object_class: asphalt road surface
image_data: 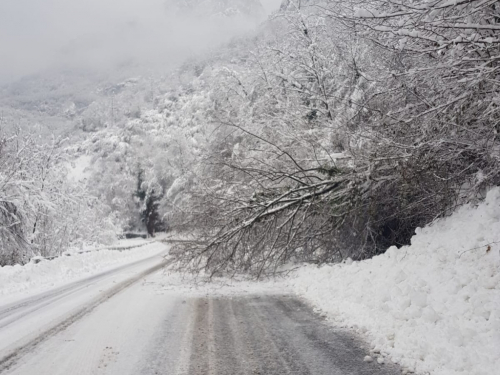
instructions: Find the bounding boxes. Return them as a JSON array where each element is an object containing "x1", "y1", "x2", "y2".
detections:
[{"x1": 0, "y1": 254, "x2": 402, "y2": 375}]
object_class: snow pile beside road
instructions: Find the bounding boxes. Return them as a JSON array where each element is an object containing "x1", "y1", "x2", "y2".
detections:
[
  {"x1": 0, "y1": 241, "x2": 167, "y2": 300},
  {"x1": 290, "y1": 188, "x2": 500, "y2": 375}
]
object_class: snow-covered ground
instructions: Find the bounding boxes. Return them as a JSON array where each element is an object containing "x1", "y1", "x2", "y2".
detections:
[
  {"x1": 290, "y1": 188, "x2": 500, "y2": 375},
  {"x1": 149, "y1": 270, "x2": 288, "y2": 297},
  {"x1": 2, "y1": 191, "x2": 499, "y2": 375},
  {"x1": 0, "y1": 240, "x2": 167, "y2": 303}
]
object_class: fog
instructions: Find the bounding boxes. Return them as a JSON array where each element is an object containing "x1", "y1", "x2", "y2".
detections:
[
  {"x1": 0, "y1": 0, "x2": 282, "y2": 84},
  {"x1": 261, "y1": 0, "x2": 284, "y2": 14}
]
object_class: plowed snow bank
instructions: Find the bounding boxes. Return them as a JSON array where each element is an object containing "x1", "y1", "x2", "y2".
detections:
[
  {"x1": 0, "y1": 241, "x2": 167, "y2": 300},
  {"x1": 290, "y1": 188, "x2": 500, "y2": 375}
]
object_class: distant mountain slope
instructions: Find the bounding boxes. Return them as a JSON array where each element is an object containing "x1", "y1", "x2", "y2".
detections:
[{"x1": 0, "y1": 67, "x2": 157, "y2": 139}]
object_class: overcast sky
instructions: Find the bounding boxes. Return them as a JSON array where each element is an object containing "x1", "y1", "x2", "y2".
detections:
[{"x1": 0, "y1": 0, "x2": 283, "y2": 84}]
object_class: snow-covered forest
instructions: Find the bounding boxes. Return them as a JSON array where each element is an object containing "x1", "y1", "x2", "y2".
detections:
[{"x1": 1, "y1": 0, "x2": 499, "y2": 271}]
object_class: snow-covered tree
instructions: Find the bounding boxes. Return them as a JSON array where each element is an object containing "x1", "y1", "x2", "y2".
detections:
[
  {"x1": 172, "y1": 0, "x2": 500, "y2": 276},
  {"x1": 0, "y1": 130, "x2": 117, "y2": 266}
]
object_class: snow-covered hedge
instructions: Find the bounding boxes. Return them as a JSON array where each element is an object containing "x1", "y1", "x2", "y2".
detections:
[{"x1": 290, "y1": 188, "x2": 500, "y2": 375}]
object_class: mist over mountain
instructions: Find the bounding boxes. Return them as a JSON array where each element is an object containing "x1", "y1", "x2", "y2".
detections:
[
  {"x1": 0, "y1": 0, "x2": 274, "y2": 140},
  {"x1": 0, "y1": 0, "x2": 269, "y2": 85},
  {"x1": 164, "y1": 0, "x2": 266, "y2": 19}
]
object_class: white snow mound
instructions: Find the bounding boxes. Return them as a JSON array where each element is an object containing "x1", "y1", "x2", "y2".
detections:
[
  {"x1": 0, "y1": 241, "x2": 167, "y2": 301},
  {"x1": 290, "y1": 188, "x2": 500, "y2": 375}
]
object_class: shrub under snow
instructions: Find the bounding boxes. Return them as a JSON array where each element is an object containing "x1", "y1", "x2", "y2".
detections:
[{"x1": 290, "y1": 188, "x2": 500, "y2": 375}]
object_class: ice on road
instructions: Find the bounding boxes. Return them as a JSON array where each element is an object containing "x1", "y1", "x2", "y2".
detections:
[{"x1": 0, "y1": 247, "x2": 400, "y2": 375}]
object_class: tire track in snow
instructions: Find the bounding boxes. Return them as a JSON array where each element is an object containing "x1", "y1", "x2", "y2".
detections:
[
  {"x1": 0, "y1": 258, "x2": 170, "y2": 373},
  {"x1": 0, "y1": 282, "x2": 103, "y2": 330},
  {"x1": 0, "y1": 248, "x2": 169, "y2": 330},
  {"x1": 186, "y1": 296, "x2": 402, "y2": 375}
]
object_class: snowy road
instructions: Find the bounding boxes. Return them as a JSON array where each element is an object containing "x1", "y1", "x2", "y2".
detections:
[{"x1": 0, "y1": 252, "x2": 401, "y2": 375}]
